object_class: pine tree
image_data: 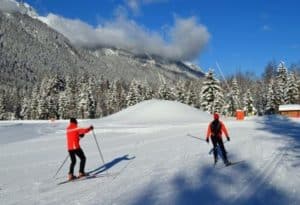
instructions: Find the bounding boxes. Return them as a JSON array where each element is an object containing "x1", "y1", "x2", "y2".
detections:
[
  {"x1": 274, "y1": 62, "x2": 288, "y2": 107},
  {"x1": 157, "y1": 80, "x2": 174, "y2": 100},
  {"x1": 174, "y1": 80, "x2": 186, "y2": 103},
  {"x1": 0, "y1": 91, "x2": 5, "y2": 120},
  {"x1": 126, "y1": 79, "x2": 143, "y2": 107},
  {"x1": 184, "y1": 84, "x2": 197, "y2": 107},
  {"x1": 87, "y1": 77, "x2": 96, "y2": 118},
  {"x1": 265, "y1": 79, "x2": 276, "y2": 114},
  {"x1": 30, "y1": 85, "x2": 40, "y2": 119},
  {"x1": 200, "y1": 70, "x2": 225, "y2": 114},
  {"x1": 64, "y1": 75, "x2": 78, "y2": 118},
  {"x1": 20, "y1": 96, "x2": 30, "y2": 120},
  {"x1": 143, "y1": 81, "x2": 154, "y2": 100},
  {"x1": 37, "y1": 77, "x2": 50, "y2": 119},
  {"x1": 285, "y1": 72, "x2": 298, "y2": 104},
  {"x1": 243, "y1": 89, "x2": 256, "y2": 115},
  {"x1": 228, "y1": 78, "x2": 241, "y2": 116},
  {"x1": 58, "y1": 91, "x2": 68, "y2": 119}
]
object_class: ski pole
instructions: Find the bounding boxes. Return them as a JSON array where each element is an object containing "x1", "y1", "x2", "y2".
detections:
[
  {"x1": 53, "y1": 154, "x2": 69, "y2": 178},
  {"x1": 92, "y1": 130, "x2": 108, "y2": 175}
]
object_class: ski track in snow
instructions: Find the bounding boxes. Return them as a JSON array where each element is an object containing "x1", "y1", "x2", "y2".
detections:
[{"x1": 1, "y1": 100, "x2": 300, "y2": 205}]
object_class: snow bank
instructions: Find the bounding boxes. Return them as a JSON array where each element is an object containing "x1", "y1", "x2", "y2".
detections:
[{"x1": 102, "y1": 100, "x2": 211, "y2": 124}]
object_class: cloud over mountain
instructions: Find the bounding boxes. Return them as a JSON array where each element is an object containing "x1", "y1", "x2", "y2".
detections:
[
  {"x1": 39, "y1": 14, "x2": 210, "y2": 61},
  {"x1": 0, "y1": 0, "x2": 210, "y2": 61}
]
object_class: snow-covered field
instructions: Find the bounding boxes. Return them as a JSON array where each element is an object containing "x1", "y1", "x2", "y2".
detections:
[{"x1": 1, "y1": 100, "x2": 300, "y2": 205}]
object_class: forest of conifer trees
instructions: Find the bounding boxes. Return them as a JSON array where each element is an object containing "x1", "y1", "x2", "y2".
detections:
[{"x1": 0, "y1": 61, "x2": 299, "y2": 120}]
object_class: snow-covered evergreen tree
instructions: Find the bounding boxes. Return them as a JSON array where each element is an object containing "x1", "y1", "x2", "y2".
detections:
[
  {"x1": 265, "y1": 79, "x2": 276, "y2": 114},
  {"x1": 126, "y1": 79, "x2": 143, "y2": 107},
  {"x1": 184, "y1": 84, "x2": 197, "y2": 107},
  {"x1": 174, "y1": 80, "x2": 186, "y2": 103},
  {"x1": 157, "y1": 79, "x2": 174, "y2": 101},
  {"x1": 200, "y1": 70, "x2": 225, "y2": 114},
  {"x1": 0, "y1": 91, "x2": 5, "y2": 120},
  {"x1": 285, "y1": 72, "x2": 299, "y2": 104},
  {"x1": 275, "y1": 62, "x2": 288, "y2": 106},
  {"x1": 30, "y1": 85, "x2": 39, "y2": 119},
  {"x1": 20, "y1": 96, "x2": 30, "y2": 120},
  {"x1": 64, "y1": 75, "x2": 78, "y2": 118},
  {"x1": 228, "y1": 78, "x2": 241, "y2": 116},
  {"x1": 58, "y1": 92, "x2": 68, "y2": 119},
  {"x1": 243, "y1": 89, "x2": 256, "y2": 115},
  {"x1": 77, "y1": 75, "x2": 96, "y2": 119},
  {"x1": 142, "y1": 81, "x2": 154, "y2": 101}
]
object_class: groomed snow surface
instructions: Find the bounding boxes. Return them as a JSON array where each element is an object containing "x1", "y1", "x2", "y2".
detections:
[{"x1": 0, "y1": 99, "x2": 300, "y2": 205}]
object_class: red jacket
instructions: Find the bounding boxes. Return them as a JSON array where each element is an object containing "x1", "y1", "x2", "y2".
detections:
[
  {"x1": 66, "y1": 122, "x2": 92, "y2": 150},
  {"x1": 206, "y1": 120, "x2": 229, "y2": 140}
]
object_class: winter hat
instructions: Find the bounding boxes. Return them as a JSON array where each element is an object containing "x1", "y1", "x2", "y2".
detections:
[
  {"x1": 213, "y1": 113, "x2": 219, "y2": 120},
  {"x1": 70, "y1": 118, "x2": 78, "y2": 124}
]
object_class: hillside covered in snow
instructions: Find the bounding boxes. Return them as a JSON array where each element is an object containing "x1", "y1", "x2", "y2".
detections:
[{"x1": 0, "y1": 100, "x2": 300, "y2": 205}]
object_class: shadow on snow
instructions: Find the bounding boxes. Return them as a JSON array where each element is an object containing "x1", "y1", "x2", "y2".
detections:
[
  {"x1": 87, "y1": 154, "x2": 135, "y2": 175},
  {"x1": 257, "y1": 115, "x2": 300, "y2": 168},
  {"x1": 127, "y1": 116, "x2": 300, "y2": 205},
  {"x1": 128, "y1": 158, "x2": 289, "y2": 205}
]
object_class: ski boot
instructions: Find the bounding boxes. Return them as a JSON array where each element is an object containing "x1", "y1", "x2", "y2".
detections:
[
  {"x1": 78, "y1": 172, "x2": 89, "y2": 178},
  {"x1": 214, "y1": 158, "x2": 218, "y2": 166},
  {"x1": 68, "y1": 174, "x2": 77, "y2": 181},
  {"x1": 224, "y1": 160, "x2": 231, "y2": 166}
]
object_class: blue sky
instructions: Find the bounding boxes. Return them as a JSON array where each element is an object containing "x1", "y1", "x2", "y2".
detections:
[{"x1": 24, "y1": 0, "x2": 300, "y2": 77}]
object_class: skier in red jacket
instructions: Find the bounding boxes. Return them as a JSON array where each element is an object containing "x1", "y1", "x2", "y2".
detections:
[
  {"x1": 66, "y1": 118, "x2": 93, "y2": 180},
  {"x1": 206, "y1": 113, "x2": 231, "y2": 166}
]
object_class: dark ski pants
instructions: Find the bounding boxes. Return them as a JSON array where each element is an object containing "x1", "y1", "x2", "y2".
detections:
[
  {"x1": 68, "y1": 148, "x2": 86, "y2": 175},
  {"x1": 211, "y1": 136, "x2": 228, "y2": 163}
]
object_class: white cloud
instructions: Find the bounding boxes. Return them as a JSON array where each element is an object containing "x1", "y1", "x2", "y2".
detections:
[
  {"x1": 1, "y1": 0, "x2": 210, "y2": 61},
  {"x1": 39, "y1": 14, "x2": 210, "y2": 61}
]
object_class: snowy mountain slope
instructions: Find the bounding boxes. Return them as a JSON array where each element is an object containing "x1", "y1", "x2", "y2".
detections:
[
  {"x1": 0, "y1": 9, "x2": 204, "y2": 88},
  {"x1": 0, "y1": 100, "x2": 300, "y2": 205}
]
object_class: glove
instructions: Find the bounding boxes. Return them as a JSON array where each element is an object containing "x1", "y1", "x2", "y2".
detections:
[
  {"x1": 90, "y1": 125, "x2": 94, "y2": 130},
  {"x1": 226, "y1": 136, "x2": 230, "y2": 141},
  {"x1": 79, "y1": 134, "x2": 85, "y2": 138},
  {"x1": 206, "y1": 138, "x2": 209, "y2": 143}
]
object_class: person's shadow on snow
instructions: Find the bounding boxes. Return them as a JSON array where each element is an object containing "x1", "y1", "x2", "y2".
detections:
[{"x1": 88, "y1": 154, "x2": 135, "y2": 175}]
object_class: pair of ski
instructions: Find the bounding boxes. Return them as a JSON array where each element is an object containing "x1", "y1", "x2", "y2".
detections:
[{"x1": 57, "y1": 172, "x2": 118, "y2": 185}]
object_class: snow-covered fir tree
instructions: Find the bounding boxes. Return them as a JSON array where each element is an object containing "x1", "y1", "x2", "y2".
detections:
[
  {"x1": 285, "y1": 72, "x2": 299, "y2": 104},
  {"x1": 174, "y1": 80, "x2": 186, "y2": 104},
  {"x1": 0, "y1": 91, "x2": 5, "y2": 120},
  {"x1": 29, "y1": 85, "x2": 39, "y2": 119},
  {"x1": 77, "y1": 75, "x2": 96, "y2": 119},
  {"x1": 58, "y1": 91, "x2": 68, "y2": 119},
  {"x1": 142, "y1": 81, "x2": 154, "y2": 101},
  {"x1": 126, "y1": 79, "x2": 143, "y2": 107},
  {"x1": 228, "y1": 78, "x2": 241, "y2": 116},
  {"x1": 184, "y1": 83, "x2": 197, "y2": 107},
  {"x1": 275, "y1": 62, "x2": 288, "y2": 107},
  {"x1": 157, "y1": 78, "x2": 174, "y2": 101},
  {"x1": 243, "y1": 89, "x2": 256, "y2": 115},
  {"x1": 107, "y1": 80, "x2": 120, "y2": 114},
  {"x1": 64, "y1": 75, "x2": 78, "y2": 118},
  {"x1": 200, "y1": 70, "x2": 225, "y2": 114},
  {"x1": 265, "y1": 79, "x2": 276, "y2": 114},
  {"x1": 20, "y1": 96, "x2": 30, "y2": 120}
]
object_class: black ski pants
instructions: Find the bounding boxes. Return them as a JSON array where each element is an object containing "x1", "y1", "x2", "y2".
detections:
[
  {"x1": 211, "y1": 136, "x2": 228, "y2": 163},
  {"x1": 68, "y1": 148, "x2": 86, "y2": 175}
]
